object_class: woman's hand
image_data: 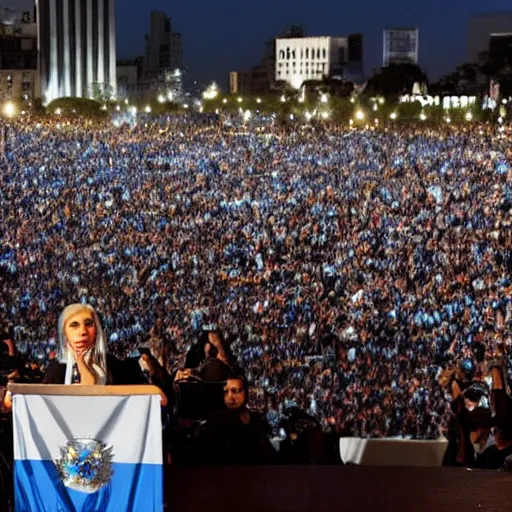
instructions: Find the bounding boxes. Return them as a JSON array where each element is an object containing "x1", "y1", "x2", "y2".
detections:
[{"x1": 75, "y1": 350, "x2": 97, "y2": 385}]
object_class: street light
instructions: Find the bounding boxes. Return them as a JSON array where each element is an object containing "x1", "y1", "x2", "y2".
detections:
[
  {"x1": 145, "y1": 106, "x2": 152, "y2": 113},
  {"x1": 158, "y1": 95, "x2": 165, "y2": 104},
  {"x1": 390, "y1": 112, "x2": 397, "y2": 120},
  {"x1": 420, "y1": 113, "x2": 427, "y2": 121},
  {"x1": 355, "y1": 110, "x2": 364, "y2": 121},
  {"x1": 3, "y1": 102, "x2": 16, "y2": 118},
  {"x1": 465, "y1": 112, "x2": 472, "y2": 121}
]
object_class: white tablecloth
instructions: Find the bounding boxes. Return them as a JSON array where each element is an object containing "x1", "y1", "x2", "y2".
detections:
[{"x1": 339, "y1": 437, "x2": 448, "y2": 467}]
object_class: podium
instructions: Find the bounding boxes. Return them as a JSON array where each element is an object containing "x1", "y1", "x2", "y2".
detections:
[{"x1": 9, "y1": 384, "x2": 163, "y2": 512}]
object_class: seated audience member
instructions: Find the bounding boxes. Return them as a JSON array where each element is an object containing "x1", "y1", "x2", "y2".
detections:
[
  {"x1": 475, "y1": 360, "x2": 512, "y2": 470},
  {"x1": 176, "y1": 330, "x2": 231, "y2": 383},
  {"x1": 204, "y1": 375, "x2": 277, "y2": 464},
  {"x1": 44, "y1": 304, "x2": 170, "y2": 405}
]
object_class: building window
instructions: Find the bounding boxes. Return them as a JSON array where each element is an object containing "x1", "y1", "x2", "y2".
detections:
[
  {"x1": 323, "y1": 48, "x2": 326, "y2": 59},
  {"x1": 311, "y1": 48, "x2": 315, "y2": 60}
]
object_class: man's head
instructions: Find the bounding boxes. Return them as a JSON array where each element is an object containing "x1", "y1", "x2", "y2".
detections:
[{"x1": 224, "y1": 376, "x2": 248, "y2": 411}]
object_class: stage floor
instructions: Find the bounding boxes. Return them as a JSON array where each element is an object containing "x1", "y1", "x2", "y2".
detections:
[{"x1": 166, "y1": 466, "x2": 511, "y2": 512}]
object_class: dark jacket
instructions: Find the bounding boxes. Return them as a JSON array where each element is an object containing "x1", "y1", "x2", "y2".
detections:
[{"x1": 43, "y1": 354, "x2": 147, "y2": 385}]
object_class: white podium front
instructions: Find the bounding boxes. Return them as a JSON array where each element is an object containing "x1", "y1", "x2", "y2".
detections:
[
  {"x1": 339, "y1": 437, "x2": 448, "y2": 467},
  {"x1": 10, "y1": 384, "x2": 163, "y2": 512}
]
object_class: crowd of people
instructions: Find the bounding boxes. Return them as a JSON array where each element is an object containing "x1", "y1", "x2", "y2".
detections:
[{"x1": 0, "y1": 113, "x2": 511, "y2": 446}]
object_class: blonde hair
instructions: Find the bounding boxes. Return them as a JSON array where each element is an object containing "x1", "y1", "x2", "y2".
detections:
[{"x1": 58, "y1": 303, "x2": 108, "y2": 385}]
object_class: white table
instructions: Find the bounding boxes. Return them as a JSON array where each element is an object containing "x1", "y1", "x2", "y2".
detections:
[{"x1": 339, "y1": 437, "x2": 448, "y2": 467}]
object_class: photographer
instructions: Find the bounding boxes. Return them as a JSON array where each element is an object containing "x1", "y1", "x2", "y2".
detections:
[{"x1": 475, "y1": 360, "x2": 512, "y2": 469}]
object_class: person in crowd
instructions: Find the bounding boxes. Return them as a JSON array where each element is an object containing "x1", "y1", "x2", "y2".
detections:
[
  {"x1": 176, "y1": 330, "x2": 232, "y2": 383},
  {"x1": 203, "y1": 374, "x2": 277, "y2": 464}
]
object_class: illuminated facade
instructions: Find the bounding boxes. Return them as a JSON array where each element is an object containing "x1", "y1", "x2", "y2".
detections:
[
  {"x1": 37, "y1": 0, "x2": 117, "y2": 104},
  {"x1": 275, "y1": 36, "x2": 362, "y2": 89}
]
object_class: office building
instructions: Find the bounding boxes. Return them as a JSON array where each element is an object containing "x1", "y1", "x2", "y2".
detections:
[
  {"x1": 275, "y1": 35, "x2": 363, "y2": 90},
  {"x1": 468, "y1": 12, "x2": 512, "y2": 65},
  {"x1": 143, "y1": 11, "x2": 182, "y2": 82},
  {"x1": 0, "y1": 2, "x2": 39, "y2": 100},
  {"x1": 383, "y1": 28, "x2": 419, "y2": 67},
  {"x1": 37, "y1": 0, "x2": 117, "y2": 104}
]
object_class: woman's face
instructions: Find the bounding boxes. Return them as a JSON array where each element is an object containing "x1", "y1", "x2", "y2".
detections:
[{"x1": 64, "y1": 310, "x2": 97, "y2": 355}]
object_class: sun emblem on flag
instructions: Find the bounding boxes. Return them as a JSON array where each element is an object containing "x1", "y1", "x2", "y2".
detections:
[{"x1": 55, "y1": 438, "x2": 113, "y2": 494}]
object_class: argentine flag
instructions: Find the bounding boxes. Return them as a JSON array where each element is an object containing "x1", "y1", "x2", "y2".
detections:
[{"x1": 12, "y1": 385, "x2": 163, "y2": 512}]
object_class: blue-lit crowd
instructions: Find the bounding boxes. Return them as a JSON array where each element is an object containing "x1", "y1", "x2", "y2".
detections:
[{"x1": 1, "y1": 114, "x2": 511, "y2": 439}]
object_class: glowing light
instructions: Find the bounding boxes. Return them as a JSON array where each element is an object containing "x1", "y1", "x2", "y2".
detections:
[
  {"x1": 305, "y1": 111, "x2": 312, "y2": 121},
  {"x1": 355, "y1": 110, "x2": 364, "y2": 120},
  {"x1": 116, "y1": 105, "x2": 121, "y2": 111},
  {"x1": 289, "y1": 114, "x2": 294, "y2": 120},
  {"x1": 320, "y1": 94, "x2": 328, "y2": 104},
  {"x1": 158, "y1": 95, "x2": 165, "y2": 103},
  {"x1": 445, "y1": 117, "x2": 451, "y2": 123},
  {"x1": 223, "y1": 99, "x2": 228, "y2": 104},
  {"x1": 498, "y1": 117, "x2": 503, "y2": 124},
  {"x1": 350, "y1": 97, "x2": 355, "y2": 103},
  {"x1": 145, "y1": 106, "x2": 152, "y2": 113},
  {"x1": 378, "y1": 97, "x2": 385, "y2": 105},
  {"x1": 243, "y1": 110, "x2": 251, "y2": 122},
  {"x1": 321, "y1": 112, "x2": 329, "y2": 119},
  {"x1": 130, "y1": 106, "x2": 137, "y2": 115},
  {"x1": 503, "y1": 99, "x2": 508, "y2": 105},
  {"x1": 237, "y1": 97, "x2": 243, "y2": 103},
  {"x1": 374, "y1": 118, "x2": 379, "y2": 125},
  {"x1": 183, "y1": 104, "x2": 189, "y2": 109},
  {"x1": 256, "y1": 98, "x2": 262, "y2": 104},
  {"x1": 280, "y1": 95, "x2": 286, "y2": 103},
  {"x1": 390, "y1": 112, "x2": 397, "y2": 120},
  {"x1": 420, "y1": 113, "x2": 427, "y2": 121},
  {"x1": 3, "y1": 102, "x2": 16, "y2": 118},
  {"x1": 202, "y1": 82, "x2": 219, "y2": 100},
  {"x1": 55, "y1": 108, "x2": 62, "y2": 116},
  {"x1": 349, "y1": 119, "x2": 354, "y2": 126},
  {"x1": 124, "y1": 99, "x2": 129, "y2": 105},
  {"x1": 101, "y1": 104, "x2": 107, "y2": 111},
  {"x1": 373, "y1": 104, "x2": 378, "y2": 111},
  {"x1": 465, "y1": 112, "x2": 472, "y2": 121},
  {"x1": 167, "y1": 92, "x2": 174, "y2": 101}
]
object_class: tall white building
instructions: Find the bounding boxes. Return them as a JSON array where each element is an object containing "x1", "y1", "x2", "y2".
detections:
[
  {"x1": 383, "y1": 28, "x2": 419, "y2": 67},
  {"x1": 37, "y1": 0, "x2": 117, "y2": 104},
  {"x1": 275, "y1": 36, "x2": 349, "y2": 89}
]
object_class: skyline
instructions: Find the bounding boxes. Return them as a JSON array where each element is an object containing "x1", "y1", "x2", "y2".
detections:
[
  {"x1": 5, "y1": 0, "x2": 512, "y2": 88},
  {"x1": 115, "y1": 0, "x2": 512, "y2": 87}
]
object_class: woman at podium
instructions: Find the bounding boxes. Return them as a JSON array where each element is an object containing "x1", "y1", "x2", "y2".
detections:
[{"x1": 43, "y1": 304, "x2": 172, "y2": 403}]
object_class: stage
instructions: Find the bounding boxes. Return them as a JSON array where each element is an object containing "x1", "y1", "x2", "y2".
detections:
[{"x1": 165, "y1": 466, "x2": 511, "y2": 512}]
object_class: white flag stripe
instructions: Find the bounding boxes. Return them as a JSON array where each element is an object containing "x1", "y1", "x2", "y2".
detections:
[{"x1": 13, "y1": 394, "x2": 163, "y2": 465}]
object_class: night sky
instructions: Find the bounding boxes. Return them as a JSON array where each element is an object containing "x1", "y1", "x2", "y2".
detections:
[{"x1": 7, "y1": 0, "x2": 512, "y2": 88}]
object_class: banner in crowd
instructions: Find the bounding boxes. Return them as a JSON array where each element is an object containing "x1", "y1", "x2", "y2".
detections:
[{"x1": 12, "y1": 387, "x2": 163, "y2": 512}]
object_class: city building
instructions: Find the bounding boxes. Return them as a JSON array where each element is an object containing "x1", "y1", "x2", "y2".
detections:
[
  {"x1": 275, "y1": 35, "x2": 363, "y2": 90},
  {"x1": 467, "y1": 12, "x2": 512, "y2": 65},
  {"x1": 382, "y1": 28, "x2": 419, "y2": 67},
  {"x1": 0, "y1": 3, "x2": 39, "y2": 101},
  {"x1": 37, "y1": 0, "x2": 117, "y2": 104},
  {"x1": 116, "y1": 57, "x2": 143, "y2": 99},
  {"x1": 143, "y1": 11, "x2": 183, "y2": 83}
]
